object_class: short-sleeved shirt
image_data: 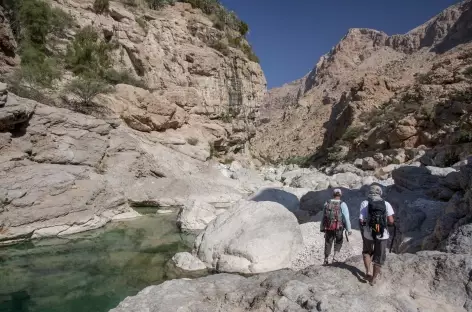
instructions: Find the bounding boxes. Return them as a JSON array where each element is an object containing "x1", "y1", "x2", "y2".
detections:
[{"x1": 359, "y1": 200, "x2": 394, "y2": 240}]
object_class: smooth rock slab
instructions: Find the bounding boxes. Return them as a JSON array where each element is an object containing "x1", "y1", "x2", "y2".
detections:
[{"x1": 110, "y1": 252, "x2": 472, "y2": 312}]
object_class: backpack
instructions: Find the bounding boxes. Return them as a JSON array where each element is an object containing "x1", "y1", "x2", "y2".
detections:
[
  {"x1": 323, "y1": 200, "x2": 343, "y2": 231},
  {"x1": 368, "y1": 199, "x2": 387, "y2": 239}
]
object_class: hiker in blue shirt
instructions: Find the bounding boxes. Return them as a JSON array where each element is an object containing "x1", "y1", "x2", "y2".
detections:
[{"x1": 320, "y1": 188, "x2": 352, "y2": 265}]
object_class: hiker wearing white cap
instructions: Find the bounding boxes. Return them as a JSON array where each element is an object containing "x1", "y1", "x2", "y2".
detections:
[
  {"x1": 359, "y1": 184, "x2": 395, "y2": 286},
  {"x1": 320, "y1": 188, "x2": 352, "y2": 265}
]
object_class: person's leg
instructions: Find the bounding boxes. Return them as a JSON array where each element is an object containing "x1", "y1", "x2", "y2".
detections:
[
  {"x1": 324, "y1": 231, "x2": 334, "y2": 264},
  {"x1": 333, "y1": 228, "x2": 344, "y2": 262},
  {"x1": 362, "y1": 239, "x2": 374, "y2": 279},
  {"x1": 370, "y1": 239, "x2": 387, "y2": 286}
]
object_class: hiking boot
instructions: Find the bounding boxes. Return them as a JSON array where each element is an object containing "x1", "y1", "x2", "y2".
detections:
[{"x1": 323, "y1": 258, "x2": 329, "y2": 265}]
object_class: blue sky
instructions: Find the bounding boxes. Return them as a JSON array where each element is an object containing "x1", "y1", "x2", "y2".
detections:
[{"x1": 220, "y1": 0, "x2": 461, "y2": 89}]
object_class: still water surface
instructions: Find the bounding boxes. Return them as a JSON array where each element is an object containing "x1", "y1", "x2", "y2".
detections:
[{"x1": 0, "y1": 211, "x2": 191, "y2": 312}]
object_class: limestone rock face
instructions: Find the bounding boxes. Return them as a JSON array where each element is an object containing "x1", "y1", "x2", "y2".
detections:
[
  {"x1": 193, "y1": 200, "x2": 303, "y2": 274},
  {"x1": 0, "y1": 92, "x2": 268, "y2": 243},
  {"x1": 252, "y1": 0, "x2": 472, "y2": 164},
  {"x1": 52, "y1": 0, "x2": 267, "y2": 155}
]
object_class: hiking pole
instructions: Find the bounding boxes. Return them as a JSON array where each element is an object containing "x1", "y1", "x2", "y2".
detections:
[{"x1": 389, "y1": 224, "x2": 397, "y2": 253}]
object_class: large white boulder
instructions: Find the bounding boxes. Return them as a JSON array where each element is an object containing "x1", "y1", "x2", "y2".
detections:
[{"x1": 194, "y1": 200, "x2": 303, "y2": 274}]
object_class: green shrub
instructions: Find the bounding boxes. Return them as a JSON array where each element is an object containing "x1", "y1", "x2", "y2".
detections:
[
  {"x1": 463, "y1": 66, "x2": 472, "y2": 79},
  {"x1": 210, "y1": 40, "x2": 230, "y2": 56},
  {"x1": 416, "y1": 72, "x2": 434, "y2": 84},
  {"x1": 241, "y1": 44, "x2": 259, "y2": 63},
  {"x1": 284, "y1": 156, "x2": 309, "y2": 167},
  {"x1": 50, "y1": 7, "x2": 75, "y2": 38},
  {"x1": 146, "y1": 0, "x2": 175, "y2": 9},
  {"x1": 342, "y1": 125, "x2": 364, "y2": 141},
  {"x1": 66, "y1": 75, "x2": 111, "y2": 106},
  {"x1": 238, "y1": 21, "x2": 249, "y2": 36},
  {"x1": 93, "y1": 0, "x2": 109, "y2": 14},
  {"x1": 227, "y1": 36, "x2": 242, "y2": 48},
  {"x1": 455, "y1": 130, "x2": 472, "y2": 144},
  {"x1": 66, "y1": 26, "x2": 113, "y2": 76},
  {"x1": 7, "y1": 67, "x2": 54, "y2": 104},
  {"x1": 19, "y1": 0, "x2": 52, "y2": 46}
]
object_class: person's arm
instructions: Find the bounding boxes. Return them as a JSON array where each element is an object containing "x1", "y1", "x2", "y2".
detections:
[
  {"x1": 386, "y1": 202, "x2": 395, "y2": 225},
  {"x1": 359, "y1": 201, "x2": 367, "y2": 226},
  {"x1": 341, "y1": 202, "x2": 351, "y2": 232}
]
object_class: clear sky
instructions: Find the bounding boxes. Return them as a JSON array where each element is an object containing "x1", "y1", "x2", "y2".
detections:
[{"x1": 220, "y1": 0, "x2": 461, "y2": 89}]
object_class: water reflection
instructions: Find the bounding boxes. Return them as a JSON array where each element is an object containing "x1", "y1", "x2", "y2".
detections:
[{"x1": 0, "y1": 212, "x2": 191, "y2": 312}]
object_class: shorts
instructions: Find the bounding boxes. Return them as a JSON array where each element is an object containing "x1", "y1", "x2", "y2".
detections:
[{"x1": 362, "y1": 238, "x2": 388, "y2": 266}]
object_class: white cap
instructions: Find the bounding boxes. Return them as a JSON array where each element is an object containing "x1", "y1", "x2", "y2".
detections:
[{"x1": 333, "y1": 188, "x2": 342, "y2": 196}]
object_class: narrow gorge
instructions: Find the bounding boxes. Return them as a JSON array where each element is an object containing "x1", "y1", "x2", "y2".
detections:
[{"x1": 0, "y1": 0, "x2": 471, "y2": 312}]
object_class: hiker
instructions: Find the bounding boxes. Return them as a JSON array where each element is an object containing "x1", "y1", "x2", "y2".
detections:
[
  {"x1": 320, "y1": 188, "x2": 352, "y2": 265},
  {"x1": 359, "y1": 184, "x2": 395, "y2": 286}
]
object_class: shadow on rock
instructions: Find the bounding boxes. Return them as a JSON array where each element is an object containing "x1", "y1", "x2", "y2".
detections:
[
  {"x1": 250, "y1": 188, "x2": 300, "y2": 212},
  {"x1": 328, "y1": 260, "x2": 367, "y2": 284}
]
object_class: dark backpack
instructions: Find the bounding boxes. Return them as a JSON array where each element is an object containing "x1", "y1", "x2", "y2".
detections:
[
  {"x1": 323, "y1": 200, "x2": 343, "y2": 231},
  {"x1": 368, "y1": 199, "x2": 387, "y2": 239}
]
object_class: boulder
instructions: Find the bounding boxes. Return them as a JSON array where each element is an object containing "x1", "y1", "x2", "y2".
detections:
[
  {"x1": 426, "y1": 166, "x2": 457, "y2": 177},
  {"x1": 193, "y1": 200, "x2": 303, "y2": 274},
  {"x1": 328, "y1": 172, "x2": 362, "y2": 189},
  {"x1": 177, "y1": 200, "x2": 218, "y2": 233},
  {"x1": 353, "y1": 158, "x2": 363, "y2": 168},
  {"x1": 332, "y1": 163, "x2": 365, "y2": 176},
  {"x1": 361, "y1": 157, "x2": 379, "y2": 170},
  {"x1": 445, "y1": 224, "x2": 472, "y2": 255},
  {"x1": 0, "y1": 94, "x2": 36, "y2": 130},
  {"x1": 170, "y1": 252, "x2": 207, "y2": 272},
  {"x1": 392, "y1": 166, "x2": 441, "y2": 191},
  {"x1": 290, "y1": 171, "x2": 330, "y2": 190}
]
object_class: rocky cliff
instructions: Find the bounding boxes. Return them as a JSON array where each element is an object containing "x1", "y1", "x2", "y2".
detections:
[
  {"x1": 0, "y1": 0, "x2": 271, "y2": 243},
  {"x1": 1, "y1": 0, "x2": 267, "y2": 160},
  {"x1": 252, "y1": 0, "x2": 472, "y2": 165}
]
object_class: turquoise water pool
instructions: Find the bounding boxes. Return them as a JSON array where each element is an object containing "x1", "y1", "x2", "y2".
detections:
[{"x1": 0, "y1": 212, "x2": 192, "y2": 312}]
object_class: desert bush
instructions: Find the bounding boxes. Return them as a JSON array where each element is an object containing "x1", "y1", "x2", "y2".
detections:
[
  {"x1": 463, "y1": 66, "x2": 472, "y2": 79},
  {"x1": 455, "y1": 130, "x2": 472, "y2": 144},
  {"x1": 93, "y1": 0, "x2": 109, "y2": 14},
  {"x1": 240, "y1": 43, "x2": 259, "y2": 63},
  {"x1": 284, "y1": 156, "x2": 309, "y2": 167},
  {"x1": 341, "y1": 125, "x2": 364, "y2": 141},
  {"x1": 146, "y1": 0, "x2": 175, "y2": 9},
  {"x1": 210, "y1": 40, "x2": 230, "y2": 56},
  {"x1": 65, "y1": 26, "x2": 113, "y2": 76},
  {"x1": 238, "y1": 21, "x2": 249, "y2": 36},
  {"x1": 416, "y1": 72, "x2": 434, "y2": 84},
  {"x1": 66, "y1": 75, "x2": 111, "y2": 106}
]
